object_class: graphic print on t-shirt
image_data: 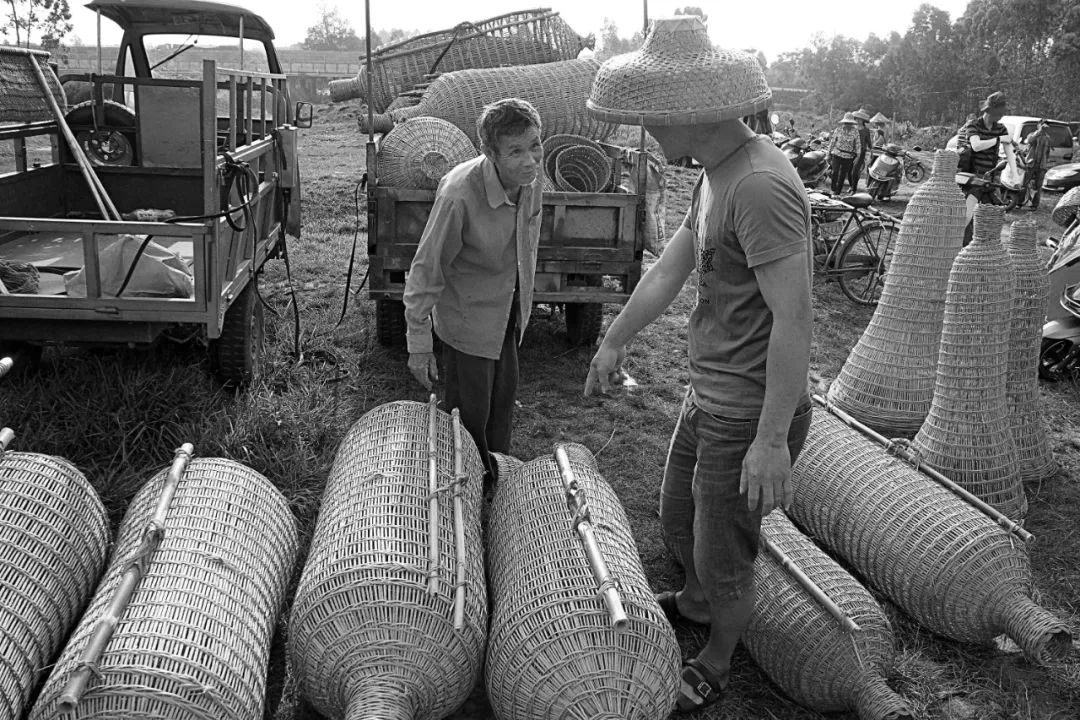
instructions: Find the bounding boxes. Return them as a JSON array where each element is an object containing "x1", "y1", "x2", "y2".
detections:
[{"x1": 697, "y1": 246, "x2": 715, "y2": 302}]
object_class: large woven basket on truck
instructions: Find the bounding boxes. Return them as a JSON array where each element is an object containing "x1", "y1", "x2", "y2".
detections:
[{"x1": 0, "y1": 0, "x2": 312, "y2": 384}]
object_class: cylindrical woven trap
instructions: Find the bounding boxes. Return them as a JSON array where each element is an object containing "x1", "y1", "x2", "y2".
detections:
[
  {"x1": 554, "y1": 144, "x2": 612, "y2": 193},
  {"x1": 364, "y1": 59, "x2": 617, "y2": 147},
  {"x1": 828, "y1": 150, "x2": 967, "y2": 437},
  {"x1": 1005, "y1": 220, "x2": 1057, "y2": 482},
  {"x1": 745, "y1": 511, "x2": 912, "y2": 720},
  {"x1": 0, "y1": 260, "x2": 40, "y2": 295},
  {"x1": 377, "y1": 117, "x2": 477, "y2": 190},
  {"x1": 789, "y1": 406, "x2": 1071, "y2": 663},
  {"x1": 0, "y1": 46, "x2": 67, "y2": 123},
  {"x1": 30, "y1": 452, "x2": 299, "y2": 719},
  {"x1": 289, "y1": 400, "x2": 487, "y2": 720},
  {"x1": 486, "y1": 443, "x2": 680, "y2": 720},
  {"x1": 0, "y1": 445, "x2": 109, "y2": 720},
  {"x1": 912, "y1": 204, "x2": 1024, "y2": 520}
]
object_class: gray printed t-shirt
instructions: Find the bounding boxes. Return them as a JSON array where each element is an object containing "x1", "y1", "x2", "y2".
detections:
[{"x1": 680, "y1": 135, "x2": 812, "y2": 419}]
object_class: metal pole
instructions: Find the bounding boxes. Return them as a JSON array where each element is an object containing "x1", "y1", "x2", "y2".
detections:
[
  {"x1": 365, "y1": 0, "x2": 374, "y2": 146},
  {"x1": 96, "y1": 10, "x2": 102, "y2": 74},
  {"x1": 238, "y1": 15, "x2": 244, "y2": 71}
]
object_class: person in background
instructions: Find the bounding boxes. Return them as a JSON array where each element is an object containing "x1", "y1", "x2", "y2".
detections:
[
  {"x1": 583, "y1": 15, "x2": 813, "y2": 713},
  {"x1": 402, "y1": 98, "x2": 544, "y2": 486},
  {"x1": 828, "y1": 112, "x2": 862, "y2": 194},
  {"x1": 850, "y1": 108, "x2": 872, "y2": 191},
  {"x1": 957, "y1": 91, "x2": 1013, "y2": 241},
  {"x1": 1022, "y1": 118, "x2": 1051, "y2": 210}
]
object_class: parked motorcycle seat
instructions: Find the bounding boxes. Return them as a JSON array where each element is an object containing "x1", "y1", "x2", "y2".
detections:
[{"x1": 841, "y1": 192, "x2": 874, "y2": 208}]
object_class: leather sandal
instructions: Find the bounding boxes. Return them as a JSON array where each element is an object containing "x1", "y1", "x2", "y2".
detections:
[
  {"x1": 655, "y1": 591, "x2": 707, "y2": 627},
  {"x1": 676, "y1": 658, "x2": 725, "y2": 713}
]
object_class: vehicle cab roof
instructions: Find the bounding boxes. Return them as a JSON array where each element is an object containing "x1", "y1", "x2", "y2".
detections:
[{"x1": 85, "y1": 0, "x2": 275, "y2": 41}]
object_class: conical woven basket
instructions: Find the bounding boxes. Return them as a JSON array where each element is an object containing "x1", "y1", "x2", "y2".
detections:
[
  {"x1": 790, "y1": 406, "x2": 1071, "y2": 663},
  {"x1": 486, "y1": 444, "x2": 680, "y2": 720},
  {"x1": 745, "y1": 512, "x2": 911, "y2": 720},
  {"x1": 30, "y1": 453, "x2": 298, "y2": 719},
  {"x1": 289, "y1": 400, "x2": 487, "y2": 720},
  {"x1": 0, "y1": 446, "x2": 109, "y2": 720},
  {"x1": 365, "y1": 59, "x2": 616, "y2": 146},
  {"x1": 0, "y1": 46, "x2": 67, "y2": 122},
  {"x1": 330, "y1": 10, "x2": 590, "y2": 109},
  {"x1": 827, "y1": 150, "x2": 967, "y2": 437},
  {"x1": 378, "y1": 117, "x2": 477, "y2": 190},
  {"x1": 911, "y1": 204, "x2": 1024, "y2": 520},
  {"x1": 1005, "y1": 220, "x2": 1057, "y2": 482},
  {"x1": 554, "y1": 143, "x2": 612, "y2": 193}
]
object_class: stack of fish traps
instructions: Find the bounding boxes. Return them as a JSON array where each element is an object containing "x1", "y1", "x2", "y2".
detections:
[
  {"x1": 1005, "y1": 219, "x2": 1057, "y2": 482},
  {"x1": 542, "y1": 134, "x2": 613, "y2": 193},
  {"x1": 790, "y1": 403, "x2": 1072, "y2": 664},
  {"x1": 486, "y1": 443, "x2": 680, "y2": 720},
  {"x1": 827, "y1": 150, "x2": 966, "y2": 437},
  {"x1": 365, "y1": 59, "x2": 617, "y2": 147},
  {"x1": 289, "y1": 399, "x2": 487, "y2": 720},
  {"x1": 744, "y1": 512, "x2": 912, "y2": 720},
  {"x1": 329, "y1": 9, "x2": 591, "y2": 109},
  {"x1": 0, "y1": 46, "x2": 66, "y2": 122},
  {"x1": 31, "y1": 449, "x2": 299, "y2": 719},
  {"x1": 0, "y1": 431, "x2": 109, "y2": 720},
  {"x1": 911, "y1": 204, "x2": 1024, "y2": 520},
  {"x1": 377, "y1": 117, "x2": 477, "y2": 190}
]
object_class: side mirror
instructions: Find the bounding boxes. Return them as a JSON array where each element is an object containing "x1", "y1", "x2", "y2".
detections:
[{"x1": 295, "y1": 101, "x2": 314, "y2": 129}]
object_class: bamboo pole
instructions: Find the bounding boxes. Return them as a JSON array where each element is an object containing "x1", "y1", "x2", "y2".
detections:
[
  {"x1": 0, "y1": 428, "x2": 14, "y2": 452},
  {"x1": 811, "y1": 394, "x2": 1035, "y2": 546},
  {"x1": 553, "y1": 445, "x2": 628, "y2": 630},
  {"x1": 760, "y1": 529, "x2": 861, "y2": 634},
  {"x1": 57, "y1": 443, "x2": 194, "y2": 714},
  {"x1": 426, "y1": 394, "x2": 440, "y2": 596},
  {"x1": 0, "y1": 356, "x2": 12, "y2": 379},
  {"x1": 451, "y1": 409, "x2": 467, "y2": 630}
]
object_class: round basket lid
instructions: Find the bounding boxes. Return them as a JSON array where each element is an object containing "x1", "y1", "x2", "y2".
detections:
[{"x1": 378, "y1": 116, "x2": 477, "y2": 189}]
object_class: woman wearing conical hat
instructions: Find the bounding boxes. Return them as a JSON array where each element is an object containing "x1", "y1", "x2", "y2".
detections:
[{"x1": 583, "y1": 15, "x2": 813, "y2": 714}]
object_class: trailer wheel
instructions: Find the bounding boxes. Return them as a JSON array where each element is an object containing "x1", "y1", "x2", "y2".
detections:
[
  {"x1": 212, "y1": 283, "x2": 264, "y2": 385},
  {"x1": 376, "y1": 298, "x2": 407, "y2": 347},
  {"x1": 565, "y1": 303, "x2": 603, "y2": 347},
  {"x1": 65, "y1": 100, "x2": 137, "y2": 166}
]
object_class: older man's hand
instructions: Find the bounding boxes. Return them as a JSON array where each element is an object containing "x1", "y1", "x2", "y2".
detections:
[{"x1": 408, "y1": 352, "x2": 439, "y2": 390}]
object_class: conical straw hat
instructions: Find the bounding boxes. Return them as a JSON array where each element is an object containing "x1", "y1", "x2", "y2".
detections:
[
  {"x1": 587, "y1": 16, "x2": 770, "y2": 126},
  {"x1": 870, "y1": 112, "x2": 889, "y2": 124}
]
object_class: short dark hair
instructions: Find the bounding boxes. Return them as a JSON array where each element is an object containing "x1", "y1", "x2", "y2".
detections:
[{"x1": 476, "y1": 98, "x2": 542, "y2": 153}]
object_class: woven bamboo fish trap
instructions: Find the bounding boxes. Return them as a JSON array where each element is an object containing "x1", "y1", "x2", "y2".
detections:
[
  {"x1": 789, "y1": 401, "x2": 1071, "y2": 663},
  {"x1": 911, "y1": 204, "x2": 1025, "y2": 520},
  {"x1": 377, "y1": 117, "x2": 477, "y2": 190},
  {"x1": 539, "y1": 134, "x2": 613, "y2": 193},
  {"x1": 363, "y1": 59, "x2": 617, "y2": 147},
  {"x1": 827, "y1": 150, "x2": 967, "y2": 437},
  {"x1": 1005, "y1": 220, "x2": 1057, "y2": 482},
  {"x1": 0, "y1": 432, "x2": 109, "y2": 720},
  {"x1": 0, "y1": 46, "x2": 66, "y2": 122},
  {"x1": 745, "y1": 512, "x2": 912, "y2": 720},
  {"x1": 329, "y1": 9, "x2": 591, "y2": 109},
  {"x1": 486, "y1": 444, "x2": 679, "y2": 720},
  {"x1": 29, "y1": 448, "x2": 299, "y2": 720},
  {"x1": 289, "y1": 399, "x2": 487, "y2": 720}
]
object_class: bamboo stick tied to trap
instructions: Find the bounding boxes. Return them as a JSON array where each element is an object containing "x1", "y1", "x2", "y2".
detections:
[{"x1": 0, "y1": 356, "x2": 12, "y2": 380}]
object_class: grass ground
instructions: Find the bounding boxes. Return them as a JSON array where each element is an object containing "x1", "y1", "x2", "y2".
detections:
[{"x1": 1, "y1": 104, "x2": 1078, "y2": 719}]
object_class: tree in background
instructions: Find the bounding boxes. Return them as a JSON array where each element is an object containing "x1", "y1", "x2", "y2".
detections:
[
  {"x1": 1, "y1": 0, "x2": 72, "y2": 52},
  {"x1": 674, "y1": 6, "x2": 708, "y2": 22},
  {"x1": 596, "y1": 17, "x2": 643, "y2": 61},
  {"x1": 303, "y1": 5, "x2": 366, "y2": 52}
]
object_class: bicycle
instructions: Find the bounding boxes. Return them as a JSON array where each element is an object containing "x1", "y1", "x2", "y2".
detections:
[{"x1": 807, "y1": 189, "x2": 901, "y2": 305}]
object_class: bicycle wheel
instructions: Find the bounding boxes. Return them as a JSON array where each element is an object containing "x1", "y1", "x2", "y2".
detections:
[{"x1": 835, "y1": 221, "x2": 896, "y2": 305}]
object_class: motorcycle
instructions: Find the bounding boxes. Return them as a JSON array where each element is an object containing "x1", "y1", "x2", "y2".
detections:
[
  {"x1": 866, "y1": 143, "x2": 927, "y2": 200},
  {"x1": 1040, "y1": 223, "x2": 1080, "y2": 381},
  {"x1": 782, "y1": 135, "x2": 830, "y2": 188}
]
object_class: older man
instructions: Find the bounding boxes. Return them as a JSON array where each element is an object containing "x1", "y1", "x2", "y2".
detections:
[{"x1": 584, "y1": 16, "x2": 813, "y2": 713}]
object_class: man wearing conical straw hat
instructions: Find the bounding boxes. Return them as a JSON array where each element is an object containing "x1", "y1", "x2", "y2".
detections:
[{"x1": 583, "y1": 15, "x2": 813, "y2": 713}]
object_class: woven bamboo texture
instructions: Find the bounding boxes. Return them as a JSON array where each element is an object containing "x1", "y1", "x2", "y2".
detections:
[
  {"x1": 366, "y1": 59, "x2": 616, "y2": 147},
  {"x1": 828, "y1": 150, "x2": 967, "y2": 437},
  {"x1": 29, "y1": 457, "x2": 298, "y2": 720},
  {"x1": 0, "y1": 450, "x2": 109, "y2": 720},
  {"x1": 586, "y1": 16, "x2": 770, "y2": 126},
  {"x1": 0, "y1": 46, "x2": 66, "y2": 122},
  {"x1": 789, "y1": 408, "x2": 1071, "y2": 663},
  {"x1": 486, "y1": 444, "x2": 679, "y2": 720},
  {"x1": 554, "y1": 143, "x2": 612, "y2": 193},
  {"x1": 288, "y1": 401, "x2": 487, "y2": 720},
  {"x1": 745, "y1": 512, "x2": 911, "y2": 720},
  {"x1": 377, "y1": 117, "x2": 477, "y2": 190},
  {"x1": 1006, "y1": 220, "x2": 1057, "y2": 482},
  {"x1": 1051, "y1": 186, "x2": 1080, "y2": 227},
  {"x1": 332, "y1": 9, "x2": 590, "y2": 109},
  {"x1": 911, "y1": 204, "x2": 1025, "y2": 520}
]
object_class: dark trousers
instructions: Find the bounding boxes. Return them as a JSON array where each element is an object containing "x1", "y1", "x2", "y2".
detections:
[
  {"x1": 831, "y1": 155, "x2": 854, "y2": 194},
  {"x1": 850, "y1": 154, "x2": 866, "y2": 191},
  {"x1": 442, "y1": 309, "x2": 519, "y2": 482},
  {"x1": 1023, "y1": 166, "x2": 1046, "y2": 208}
]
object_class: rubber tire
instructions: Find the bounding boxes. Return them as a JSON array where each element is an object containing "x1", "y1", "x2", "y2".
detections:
[
  {"x1": 836, "y1": 222, "x2": 896, "y2": 306},
  {"x1": 212, "y1": 283, "x2": 264, "y2": 385},
  {"x1": 1039, "y1": 338, "x2": 1074, "y2": 382},
  {"x1": 565, "y1": 303, "x2": 603, "y2": 347},
  {"x1": 64, "y1": 99, "x2": 137, "y2": 166},
  {"x1": 376, "y1": 298, "x2": 407, "y2": 347},
  {"x1": 905, "y1": 163, "x2": 927, "y2": 184}
]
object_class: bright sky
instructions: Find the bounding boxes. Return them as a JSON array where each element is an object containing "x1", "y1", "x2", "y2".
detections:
[{"x1": 68, "y1": 0, "x2": 974, "y2": 62}]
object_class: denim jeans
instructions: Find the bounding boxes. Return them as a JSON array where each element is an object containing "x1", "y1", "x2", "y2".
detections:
[{"x1": 660, "y1": 392, "x2": 812, "y2": 601}]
